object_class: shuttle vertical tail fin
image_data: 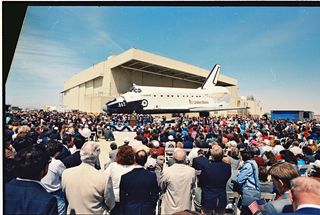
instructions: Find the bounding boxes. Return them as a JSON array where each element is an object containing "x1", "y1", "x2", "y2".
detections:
[{"x1": 201, "y1": 64, "x2": 221, "y2": 89}]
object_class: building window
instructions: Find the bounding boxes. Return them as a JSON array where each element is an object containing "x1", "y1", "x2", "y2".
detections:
[
  {"x1": 167, "y1": 95, "x2": 169, "y2": 97},
  {"x1": 161, "y1": 95, "x2": 163, "y2": 97}
]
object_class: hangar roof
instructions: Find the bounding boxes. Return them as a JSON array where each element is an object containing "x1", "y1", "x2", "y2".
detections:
[{"x1": 107, "y1": 48, "x2": 237, "y2": 87}]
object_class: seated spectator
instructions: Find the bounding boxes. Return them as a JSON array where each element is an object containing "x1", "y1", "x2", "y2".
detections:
[
  {"x1": 149, "y1": 140, "x2": 165, "y2": 156},
  {"x1": 262, "y1": 162, "x2": 299, "y2": 214},
  {"x1": 104, "y1": 142, "x2": 119, "y2": 169},
  {"x1": 302, "y1": 146, "x2": 316, "y2": 164},
  {"x1": 5, "y1": 144, "x2": 58, "y2": 215},
  {"x1": 306, "y1": 160, "x2": 320, "y2": 182},
  {"x1": 258, "y1": 166, "x2": 274, "y2": 193},
  {"x1": 264, "y1": 151, "x2": 277, "y2": 167}
]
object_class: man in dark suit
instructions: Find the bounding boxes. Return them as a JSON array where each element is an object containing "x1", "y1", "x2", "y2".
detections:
[
  {"x1": 57, "y1": 133, "x2": 73, "y2": 160},
  {"x1": 192, "y1": 149, "x2": 209, "y2": 171},
  {"x1": 5, "y1": 144, "x2": 58, "y2": 215},
  {"x1": 198, "y1": 145, "x2": 231, "y2": 215},
  {"x1": 272, "y1": 176, "x2": 320, "y2": 215},
  {"x1": 62, "y1": 135, "x2": 86, "y2": 168},
  {"x1": 120, "y1": 149, "x2": 160, "y2": 215}
]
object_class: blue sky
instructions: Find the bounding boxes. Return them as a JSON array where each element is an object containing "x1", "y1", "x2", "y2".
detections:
[{"x1": 5, "y1": 6, "x2": 320, "y2": 114}]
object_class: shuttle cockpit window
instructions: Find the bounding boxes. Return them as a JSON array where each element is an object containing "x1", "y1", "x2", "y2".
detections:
[{"x1": 129, "y1": 87, "x2": 142, "y2": 93}]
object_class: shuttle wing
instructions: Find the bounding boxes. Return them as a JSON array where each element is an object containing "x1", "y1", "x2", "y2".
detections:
[{"x1": 189, "y1": 106, "x2": 249, "y2": 112}]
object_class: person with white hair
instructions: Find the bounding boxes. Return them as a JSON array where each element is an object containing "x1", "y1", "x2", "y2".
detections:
[
  {"x1": 62, "y1": 141, "x2": 115, "y2": 214},
  {"x1": 160, "y1": 148, "x2": 196, "y2": 214},
  {"x1": 276, "y1": 176, "x2": 320, "y2": 215}
]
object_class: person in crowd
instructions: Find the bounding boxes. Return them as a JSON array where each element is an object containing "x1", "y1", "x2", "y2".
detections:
[
  {"x1": 160, "y1": 148, "x2": 196, "y2": 214},
  {"x1": 198, "y1": 145, "x2": 231, "y2": 215},
  {"x1": 105, "y1": 145, "x2": 135, "y2": 215},
  {"x1": 258, "y1": 166, "x2": 274, "y2": 193},
  {"x1": 149, "y1": 140, "x2": 165, "y2": 157},
  {"x1": 57, "y1": 133, "x2": 74, "y2": 160},
  {"x1": 272, "y1": 139, "x2": 285, "y2": 156},
  {"x1": 41, "y1": 140, "x2": 67, "y2": 215},
  {"x1": 192, "y1": 149, "x2": 209, "y2": 172},
  {"x1": 5, "y1": 144, "x2": 58, "y2": 215},
  {"x1": 226, "y1": 147, "x2": 241, "y2": 170},
  {"x1": 276, "y1": 176, "x2": 320, "y2": 215},
  {"x1": 62, "y1": 141, "x2": 115, "y2": 214},
  {"x1": 104, "y1": 141, "x2": 119, "y2": 169},
  {"x1": 62, "y1": 135, "x2": 86, "y2": 168},
  {"x1": 235, "y1": 146, "x2": 261, "y2": 215},
  {"x1": 264, "y1": 151, "x2": 278, "y2": 167},
  {"x1": 104, "y1": 126, "x2": 115, "y2": 141},
  {"x1": 262, "y1": 162, "x2": 299, "y2": 214},
  {"x1": 120, "y1": 150, "x2": 160, "y2": 215}
]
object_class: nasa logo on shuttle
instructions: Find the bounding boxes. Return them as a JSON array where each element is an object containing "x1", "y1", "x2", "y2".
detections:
[{"x1": 141, "y1": 99, "x2": 148, "y2": 107}]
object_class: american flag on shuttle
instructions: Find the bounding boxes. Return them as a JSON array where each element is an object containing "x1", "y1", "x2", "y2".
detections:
[{"x1": 248, "y1": 199, "x2": 267, "y2": 215}]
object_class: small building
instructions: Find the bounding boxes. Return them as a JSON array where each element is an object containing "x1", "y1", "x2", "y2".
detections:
[{"x1": 271, "y1": 110, "x2": 314, "y2": 121}]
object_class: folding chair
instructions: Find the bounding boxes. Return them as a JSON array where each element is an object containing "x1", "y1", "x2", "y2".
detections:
[{"x1": 260, "y1": 193, "x2": 276, "y2": 202}]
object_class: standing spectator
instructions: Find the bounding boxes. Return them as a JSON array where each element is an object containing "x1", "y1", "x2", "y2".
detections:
[
  {"x1": 104, "y1": 142, "x2": 119, "y2": 169},
  {"x1": 235, "y1": 147, "x2": 261, "y2": 215},
  {"x1": 262, "y1": 162, "x2": 299, "y2": 214},
  {"x1": 41, "y1": 140, "x2": 67, "y2": 215},
  {"x1": 199, "y1": 145, "x2": 231, "y2": 215},
  {"x1": 62, "y1": 141, "x2": 115, "y2": 214},
  {"x1": 105, "y1": 145, "x2": 135, "y2": 215},
  {"x1": 62, "y1": 135, "x2": 86, "y2": 168},
  {"x1": 5, "y1": 144, "x2": 58, "y2": 215},
  {"x1": 160, "y1": 148, "x2": 196, "y2": 214},
  {"x1": 120, "y1": 150, "x2": 160, "y2": 215},
  {"x1": 104, "y1": 126, "x2": 115, "y2": 141},
  {"x1": 57, "y1": 134, "x2": 73, "y2": 160}
]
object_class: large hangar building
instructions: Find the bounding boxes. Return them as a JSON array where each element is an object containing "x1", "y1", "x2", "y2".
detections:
[{"x1": 62, "y1": 48, "x2": 261, "y2": 115}]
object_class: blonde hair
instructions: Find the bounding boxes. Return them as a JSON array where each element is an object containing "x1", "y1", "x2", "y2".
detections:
[{"x1": 211, "y1": 145, "x2": 224, "y2": 161}]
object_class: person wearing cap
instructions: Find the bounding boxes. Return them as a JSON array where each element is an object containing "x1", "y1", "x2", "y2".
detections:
[
  {"x1": 235, "y1": 146, "x2": 261, "y2": 215},
  {"x1": 160, "y1": 148, "x2": 196, "y2": 214},
  {"x1": 119, "y1": 150, "x2": 160, "y2": 215}
]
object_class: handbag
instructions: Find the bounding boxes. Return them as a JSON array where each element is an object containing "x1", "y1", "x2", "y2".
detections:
[{"x1": 231, "y1": 180, "x2": 243, "y2": 195}]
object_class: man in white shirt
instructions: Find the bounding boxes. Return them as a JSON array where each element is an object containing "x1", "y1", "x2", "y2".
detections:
[{"x1": 41, "y1": 140, "x2": 66, "y2": 215}]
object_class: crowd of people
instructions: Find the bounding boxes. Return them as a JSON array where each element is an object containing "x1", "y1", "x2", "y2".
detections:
[{"x1": 4, "y1": 109, "x2": 320, "y2": 215}]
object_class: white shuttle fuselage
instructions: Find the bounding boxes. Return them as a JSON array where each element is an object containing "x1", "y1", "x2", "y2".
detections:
[{"x1": 103, "y1": 64, "x2": 246, "y2": 115}]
